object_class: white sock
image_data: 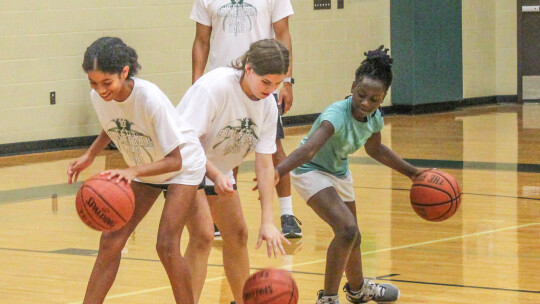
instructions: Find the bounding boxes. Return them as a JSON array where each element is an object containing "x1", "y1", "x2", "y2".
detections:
[{"x1": 279, "y1": 196, "x2": 293, "y2": 216}]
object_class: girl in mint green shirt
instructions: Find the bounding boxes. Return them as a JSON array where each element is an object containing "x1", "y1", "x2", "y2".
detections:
[{"x1": 276, "y1": 46, "x2": 424, "y2": 304}]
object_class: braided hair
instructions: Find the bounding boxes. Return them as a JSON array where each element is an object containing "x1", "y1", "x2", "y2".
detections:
[
  {"x1": 82, "y1": 37, "x2": 141, "y2": 78},
  {"x1": 355, "y1": 45, "x2": 393, "y2": 90}
]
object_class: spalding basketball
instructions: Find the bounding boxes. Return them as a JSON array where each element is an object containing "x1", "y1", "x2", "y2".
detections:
[
  {"x1": 410, "y1": 169, "x2": 461, "y2": 222},
  {"x1": 76, "y1": 174, "x2": 135, "y2": 232},
  {"x1": 243, "y1": 268, "x2": 298, "y2": 304}
]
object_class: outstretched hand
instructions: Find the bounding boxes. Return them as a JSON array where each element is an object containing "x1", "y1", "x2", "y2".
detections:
[
  {"x1": 255, "y1": 223, "x2": 290, "y2": 258},
  {"x1": 101, "y1": 168, "x2": 138, "y2": 184},
  {"x1": 67, "y1": 154, "x2": 93, "y2": 184}
]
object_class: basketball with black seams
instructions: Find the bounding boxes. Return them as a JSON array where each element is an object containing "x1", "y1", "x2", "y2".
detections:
[
  {"x1": 243, "y1": 268, "x2": 298, "y2": 304},
  {"x1": 76, "y1": 173, "x2": 135, "y2": 232},
  {"x1": 410, "y1": 169, "x2": 461, "y2": 222}
]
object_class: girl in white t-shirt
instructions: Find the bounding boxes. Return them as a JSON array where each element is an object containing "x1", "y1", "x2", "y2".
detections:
[
  {"x1": 67, "y1": 37, "x2": 205, "y2": 304},
  {"x1": 177, "y1": 39, "x2": 290, "y2": 303}
]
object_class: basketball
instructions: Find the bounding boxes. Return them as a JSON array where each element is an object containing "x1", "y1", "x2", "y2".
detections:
[
  {"x1": 243, "y1": 268, "x2": 298, "y2": 304},
  {"x1": 410, "y1": 169, "x2": 461, "y2": 222},
  {"x1": 75, "y1": 174, "x2": 135, "y2": 232}
]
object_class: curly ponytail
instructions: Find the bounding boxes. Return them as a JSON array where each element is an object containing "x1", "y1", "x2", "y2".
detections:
[{"x1": 355, "y1": 45, "x2": 393, "y2": 90}]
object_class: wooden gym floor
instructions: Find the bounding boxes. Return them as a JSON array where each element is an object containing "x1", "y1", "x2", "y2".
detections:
[{"x1": 0, "y1": 103, "x2": 539, "y2": 304}]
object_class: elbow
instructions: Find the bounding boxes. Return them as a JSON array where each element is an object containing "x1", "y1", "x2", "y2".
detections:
[
  {"x1": 169, "y1": 158, "x2": 183, "y2": 172},
  {"x1": 170, "y1": 162, "x2": 182, "y2": 172}
]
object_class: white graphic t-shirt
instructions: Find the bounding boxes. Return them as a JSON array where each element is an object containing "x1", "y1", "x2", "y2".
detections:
[
  {"x1": 176, "y1": 67, "x2": 277, "y2": 176},
  {"x1": 190, "y1": 0, "x2": 294, "y2": 70},
  {"x1": 91, "y1": 78, "x2": 206, "y2": 185}
]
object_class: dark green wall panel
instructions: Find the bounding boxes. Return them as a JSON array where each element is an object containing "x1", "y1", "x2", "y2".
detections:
[{"x1": 391, "y1": 0, "x2": 463, "y2": 106}]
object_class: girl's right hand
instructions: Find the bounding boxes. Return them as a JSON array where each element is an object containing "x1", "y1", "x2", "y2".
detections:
[
  {"x1": 67, "y1": 154, "x2": 93, "y2": 184},
  {"x1": 213, "y1": 173, "x2": 235, "y2": 195}
]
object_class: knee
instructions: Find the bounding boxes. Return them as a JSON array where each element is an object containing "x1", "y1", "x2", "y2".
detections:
[
  {"x1": 155, "y1": 235, "x2": 176, "y2": 260},
  {"x1": 190, "y1": 227, "x2": 214, "y2": 252},
  {"x1": 336, "y1": 223, "x2": 359, "y2": 245},
  {"x1": 98, "y1": 234, "x2": 128, "y2": 258},
  {"x1": 223, "y1": 224, "x2": 249, "y2": 247}
]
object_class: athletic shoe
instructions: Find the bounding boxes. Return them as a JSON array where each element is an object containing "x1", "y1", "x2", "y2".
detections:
[
  {"x1": 316, "y1": 290, "x2": 340, "y2": 304},
  {"x1": 281, "y1": 214, "x2": 302, "y2": 238},
  {"x1": 214, "y1": 224, "x2": 221, "y2": 237},
  {"x1": 343, "y1": 280, "x2": 400, "y2": 303}
]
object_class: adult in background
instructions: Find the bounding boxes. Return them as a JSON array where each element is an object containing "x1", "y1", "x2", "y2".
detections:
[{"x1": 191, "y1": 0, "x2": 302, "y2": 238}]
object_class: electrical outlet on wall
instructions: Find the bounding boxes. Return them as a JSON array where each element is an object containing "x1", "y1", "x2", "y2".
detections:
[{"x1": 50, "y1": 91, "x2": 56, "y2": 105}]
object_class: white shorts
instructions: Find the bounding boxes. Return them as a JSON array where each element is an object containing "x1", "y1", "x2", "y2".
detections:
[{"x1": 290, "y1": 170, "x2": 355, "y2": 202}]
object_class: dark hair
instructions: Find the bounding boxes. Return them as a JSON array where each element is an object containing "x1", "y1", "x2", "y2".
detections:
[
  {"x1": 355, "y1": 45, "x2": 393, "y2": 90},
  {"x1": 82, "y1": 37, "x2": 141, "y2": 78},
  {"x1": 233, "y1": 39, "x2": 289, "y2": 76}
]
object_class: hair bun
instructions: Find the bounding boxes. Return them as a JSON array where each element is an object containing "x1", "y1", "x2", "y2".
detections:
[{"x1": 364, "y1": 45, "x2": 393, "y2": 65}]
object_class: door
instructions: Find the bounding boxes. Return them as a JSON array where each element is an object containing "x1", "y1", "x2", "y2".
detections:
[{"x1": 518, "y1": 0, "x2": 540, "y2": 102}]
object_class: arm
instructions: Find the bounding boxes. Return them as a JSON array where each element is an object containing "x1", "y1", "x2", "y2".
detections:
[
  {"x1": 255, "y1": 152, "x2": 289, "y2": 257},
  {"x1": 67, "y1": 130, "x2": 111, "y2": 183},
  {"x1": 103, "y1": 146, "x2": 184, "y2": 183},
  {"x1": 276, "y1": 120, "x2": 335, "y2": 177},
  {"x1": 192, "y1": 22, "x2": 212, "y2": 84},
  {"x1": 364, "y1": 132, "x2": 423, "y2": 180},
  {"x1": 273, "y1": 17, "x2": 293, "y2": 114}
]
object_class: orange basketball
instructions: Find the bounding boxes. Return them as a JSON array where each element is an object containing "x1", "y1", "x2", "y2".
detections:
[
  {"x1": 243, "y1": 269, "x2": 298, "y2": 304},
  {"x1": 410, "y1": 169, "x2": 461, "y2": 222},
  {"x1": 76, "y1": 174, "x2": 135, "y2": 232}
]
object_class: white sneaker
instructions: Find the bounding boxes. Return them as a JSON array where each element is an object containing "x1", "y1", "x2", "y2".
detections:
[
  {"x1": 343, "y1": 279, "x2": 400, "y2": 303},
  {"x1": 316, "y1": 290, "x2": 340, "y2": 304}
]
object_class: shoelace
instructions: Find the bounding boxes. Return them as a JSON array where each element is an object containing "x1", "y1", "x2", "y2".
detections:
[
  {"x1": 361, "y1": 280, "x2": 386, "y2": 300},
  {"x1": 284, "y1": 214, "x2": 302, "y2": 226}
]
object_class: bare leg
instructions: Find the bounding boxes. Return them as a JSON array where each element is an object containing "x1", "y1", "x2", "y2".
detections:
[
  {"x1": 307, "y1": 187, "x2": 359, "y2": 296},
  {"x1": 273, "y1": 138, "x2": 291, "y2": 198},
  {"x1": 83, "y1": 182, "x2": 160, "y2": 304},
  {"x1": 185, "y1": 190, "x2": 214, "y2": 303},
  {"x1": 156, "y1": 184, "x2": 199, "y2": 304},
  {"x1": 208, "y1": 192, "x2": 249, "y2": 304},
  {"x1": 343, "y1": 200, "x2": 364, "y2": 290}
]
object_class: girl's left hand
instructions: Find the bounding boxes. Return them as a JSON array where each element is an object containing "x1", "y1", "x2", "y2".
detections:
[
  {"x1": 102, "y1": 168, "x2": 138, "y2": 184},
  {"x1": 255, "y1": 223, "x2": 290, "y2": 258},
  {"x1": 410, "y1": 168, "x2": 434, "y2": 181}
]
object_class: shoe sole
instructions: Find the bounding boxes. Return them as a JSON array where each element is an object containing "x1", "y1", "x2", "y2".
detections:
[{"x1": 284, "y1": 232, "x2": 302, "y2": 239}]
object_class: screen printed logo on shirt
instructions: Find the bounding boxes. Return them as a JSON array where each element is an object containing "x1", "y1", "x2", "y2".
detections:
[
  {"x1": 213, "y1": 117, "x2": 258, "y2": 157},
  {"x1": 217, "y1": 0, "x2": 258, "y2": 36},
  {"x1": 106, "y1": 118, "x2": 155, "y2": 165}
]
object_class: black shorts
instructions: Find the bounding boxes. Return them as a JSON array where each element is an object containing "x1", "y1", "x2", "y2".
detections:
[
  {"x1": 275, "y1": 93, "x2": 285, "y2": 140},
  {"x1": 157, "y1": 178, "x2": 206, "y2": 199},
  {"x1": 201, "y1": 183, "x2": 238, "y2": 196}
]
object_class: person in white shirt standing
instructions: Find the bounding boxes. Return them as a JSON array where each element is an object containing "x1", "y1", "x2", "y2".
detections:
[
  {"x1": 68, "y1": 37, "x2": 206, "y2": 304},
  {"x1": 179, "y1": 39, "x2": 290, "y2": 304},
  {"x1": 191, "y1": 0, "x2": 302, "y2": 239}
]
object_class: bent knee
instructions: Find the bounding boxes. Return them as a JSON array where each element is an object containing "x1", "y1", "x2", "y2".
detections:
[
  {"x1": 155, "y1": 235, "x2": 178, "y2": 258},
  {"x1": 336, "y1": 223, "x2": 359, "y2": 245},
  {"x1": 223, "y1": 225, "x2": 249, "y2": 246},
  {"x1": 190, "y1": 228, "x2": 214, "y2": 251}
]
